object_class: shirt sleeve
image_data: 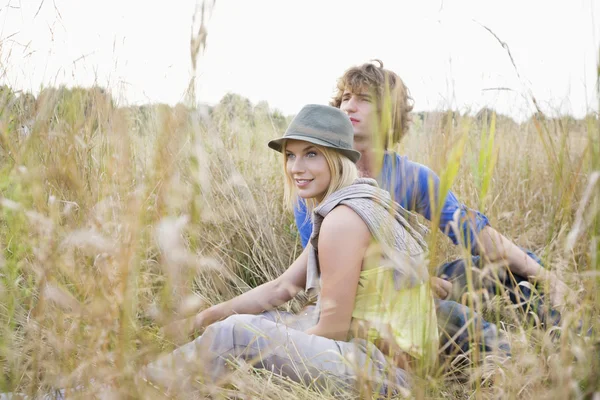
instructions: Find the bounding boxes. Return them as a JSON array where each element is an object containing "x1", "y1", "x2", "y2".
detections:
[
  {"x1": 294, "y1": 198, "x2": 312, "y2": 248},
  {"x1": 409, "y1": 160, "x2": 490, "y2": 255}
]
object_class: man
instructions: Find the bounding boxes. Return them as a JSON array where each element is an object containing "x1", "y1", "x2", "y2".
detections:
[{"x1": 295, "y1": 60, "x2": 570, "y2": 323}]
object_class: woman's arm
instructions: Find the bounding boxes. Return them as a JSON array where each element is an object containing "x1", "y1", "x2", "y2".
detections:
[
  {"x1": 304, "y1": 206, "x2": 370, "y2": 341},
  {"x1": 202, "y1": 246, "x2": 309, "y2": 322},
  {"x1": 165, "y1": 246, "x2": 310, "y2": 341}
]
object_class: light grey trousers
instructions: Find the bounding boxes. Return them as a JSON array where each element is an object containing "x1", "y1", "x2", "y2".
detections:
[
  {"x1": 144, "y1": 307, "x2": 410, "y2": 396},
  {"x1": 0, "y1": 309, "x2": 409, "y2": 399}
]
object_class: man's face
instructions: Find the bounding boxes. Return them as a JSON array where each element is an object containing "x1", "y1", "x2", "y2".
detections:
[{"x1": 340, "y1": 88, "x2": 377, "y2": 154}]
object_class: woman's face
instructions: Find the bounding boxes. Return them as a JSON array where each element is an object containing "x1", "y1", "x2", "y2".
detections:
[{"x1": 285, "y1": 140, "x2": 331, "y2": 201}]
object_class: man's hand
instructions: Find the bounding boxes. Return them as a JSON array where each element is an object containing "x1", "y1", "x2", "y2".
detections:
[
  {"x1": 545, "y1": 273, "x2": 576, "y2": 310},
  {"x1": 431, "y1": 276, "x2": 452, "y2": 300},
  {"x1": 477, "y1": 226, "x2": 581, "y2": 309}
]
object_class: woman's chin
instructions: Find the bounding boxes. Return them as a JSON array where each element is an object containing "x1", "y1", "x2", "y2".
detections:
[
  {"x1": 297, "y1": 193, "x2": 314, "y2": 200},
  {"x1": 297, "y1": 191, "x2": 324, "y2": 201}
]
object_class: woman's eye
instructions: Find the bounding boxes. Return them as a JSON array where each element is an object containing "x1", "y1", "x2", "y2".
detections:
[
  {"x1": 286, "y1": 153, "x2": 295, "y2": 160},
  {"x1": 306, "y1": 151, "x2": 317, "y2": 158}
]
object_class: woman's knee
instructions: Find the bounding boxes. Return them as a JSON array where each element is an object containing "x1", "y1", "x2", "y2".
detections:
[{"x1": 204, "y1": 314, "x2": 266, "y2": 356}]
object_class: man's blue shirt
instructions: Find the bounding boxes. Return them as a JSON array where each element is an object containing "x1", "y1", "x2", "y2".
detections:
[{"x1": 294, "y1": 152, "x2": 490, "y2": 254}]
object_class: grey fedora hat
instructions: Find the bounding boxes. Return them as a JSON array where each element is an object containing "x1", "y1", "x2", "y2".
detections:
[{"x1": 268, "y1": 104, "x2": 361, "y2": 163}]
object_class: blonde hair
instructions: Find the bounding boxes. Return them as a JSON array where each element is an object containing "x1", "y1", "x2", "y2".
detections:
[
  {"x1": 330, "y1": 59, "x2": 414, "y2": 149},
  {"x1": 282, "y1": 141, "x2": 358, "y2": 213}
]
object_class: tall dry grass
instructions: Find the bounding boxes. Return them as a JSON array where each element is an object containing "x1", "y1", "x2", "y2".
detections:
[
  {"x1": 0, "y1": 7, "x2": 599, "y2": 399},
  {"x1": 0, "y1": 81, "x2": 597, "y2": 399}
]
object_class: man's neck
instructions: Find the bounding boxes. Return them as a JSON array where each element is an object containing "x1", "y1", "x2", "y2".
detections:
[
  {"x1": 357, "y1": 148, "x2": 388, "y2": 179},
  {"x1": 357, "y1": 152, "x2": 373, "y2": 178}
]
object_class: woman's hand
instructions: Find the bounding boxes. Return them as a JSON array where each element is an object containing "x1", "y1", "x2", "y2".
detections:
[
  {"x1": 431, "y1": 276, "x2": 452, "y2": 300},
  {"x1": 161, "y1": 317, "x2": 195, "y2": 345},
  {"x1": 192, "y1": 308, "x2": 212, "y2": 333},
  {"x1": 161, "y1": 309, "x2": 213, "y2": 345}
]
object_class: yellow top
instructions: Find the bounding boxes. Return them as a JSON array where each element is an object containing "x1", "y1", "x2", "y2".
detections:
[{"x1": 352, "y1": 266, "x2": 439, "y2": 369}]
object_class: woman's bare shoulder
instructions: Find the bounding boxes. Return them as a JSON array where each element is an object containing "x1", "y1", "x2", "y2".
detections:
[{"x1": 319, "y1": 205, "x2": 371, "y2": 248}]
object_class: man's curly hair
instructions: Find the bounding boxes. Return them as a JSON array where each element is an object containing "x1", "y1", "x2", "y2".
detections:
[{"x1": 331, "y1": 60, "x2": 414, "y2": 148}]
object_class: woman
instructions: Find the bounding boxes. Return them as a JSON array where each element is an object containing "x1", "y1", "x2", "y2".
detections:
[{"x1": 143, "y1": 104, "x2": 439, "y2": 397}]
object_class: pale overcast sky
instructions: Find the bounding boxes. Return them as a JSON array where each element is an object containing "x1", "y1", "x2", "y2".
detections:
[{"x1": 1, "y1": 0, "x2": 599, "y2": 120}]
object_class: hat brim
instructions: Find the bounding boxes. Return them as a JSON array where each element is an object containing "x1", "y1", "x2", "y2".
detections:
[{"x1": 268, "y1": 135, "x2": 361, "y2": 164}]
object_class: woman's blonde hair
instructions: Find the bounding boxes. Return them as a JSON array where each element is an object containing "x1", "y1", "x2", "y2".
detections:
[{"x1": 282, "y1": 141, "x2": 358, "y2": 213}]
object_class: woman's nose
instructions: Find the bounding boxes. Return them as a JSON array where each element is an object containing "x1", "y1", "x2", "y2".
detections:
[{"x1": 290, "y1": 157, "x2": 305, "y2": 174}]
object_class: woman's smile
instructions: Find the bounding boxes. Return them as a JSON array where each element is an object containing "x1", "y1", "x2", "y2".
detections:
[{"x1": 294, "y1": 178, "x2": 313, "y2": 188}]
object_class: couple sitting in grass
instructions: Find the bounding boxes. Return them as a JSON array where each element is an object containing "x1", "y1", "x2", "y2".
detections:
[
  {"x1": 142, "y1": 61, "x2": 572, "y2": 397},
  {"x1": 1, "y1": 61, "x2": 571, "y2": 399}
]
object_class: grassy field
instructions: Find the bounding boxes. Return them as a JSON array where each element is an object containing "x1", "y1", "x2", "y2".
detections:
[
  {"x1": 1, "y1": 8, "x2": 599, "y2": 394},
  {"x1": 0, "y1": 83, "x2": 597, "y2": 399}
]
